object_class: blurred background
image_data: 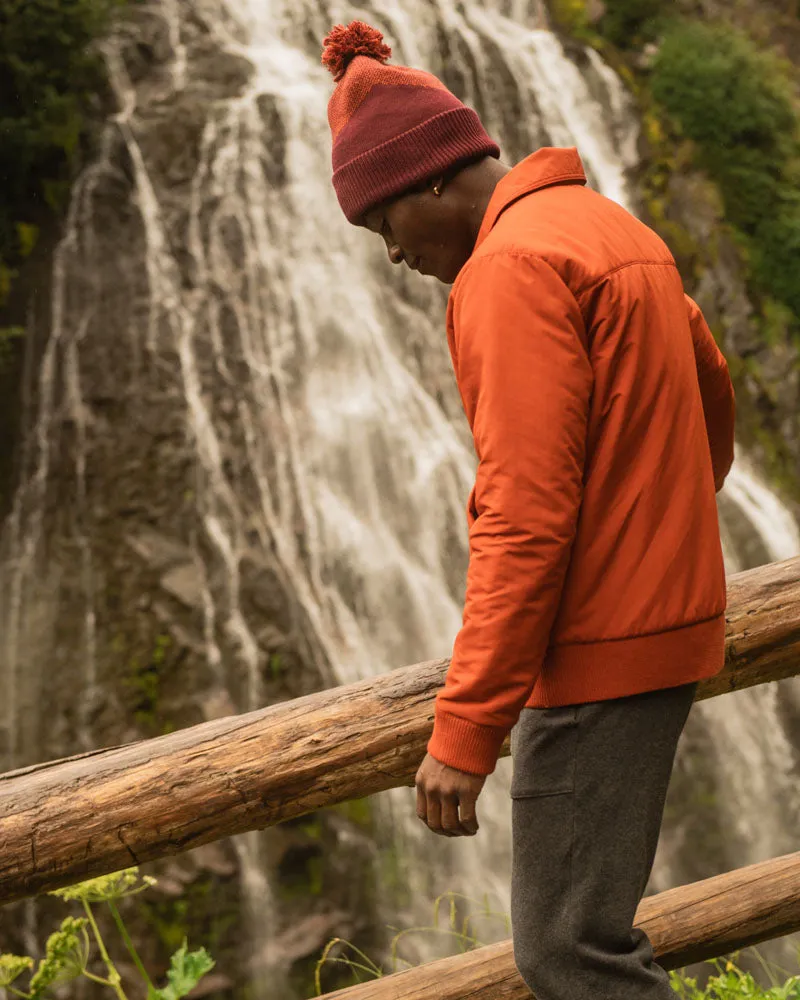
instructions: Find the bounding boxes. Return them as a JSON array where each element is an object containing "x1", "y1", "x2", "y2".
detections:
[{"x1": 1, "y1": 1, "x2": 800, "y2": 997}]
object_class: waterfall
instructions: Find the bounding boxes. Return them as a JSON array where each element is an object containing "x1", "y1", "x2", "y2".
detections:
[
  {"x1": 652, "y1": 458, "x2": 800, "y2": 902},
  {"x1": 1, "y1": 0, "x2": 799, "y2": 994}
]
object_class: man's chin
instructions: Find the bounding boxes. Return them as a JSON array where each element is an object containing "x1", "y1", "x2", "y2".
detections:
[
  {"x1": 438, "y1": 260, "x2": 467, "y2": 284},
  {"x1": 422, "y1": 269, "x2": 454, "y2": 285},
  {"x1": 420, "y1": 259, "x2": 459, "y2": 284}
]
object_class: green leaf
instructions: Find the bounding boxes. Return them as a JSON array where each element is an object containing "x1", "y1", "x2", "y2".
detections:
[{"x1": 148, "y1": 940, "x2": 215, "y2": 1000}]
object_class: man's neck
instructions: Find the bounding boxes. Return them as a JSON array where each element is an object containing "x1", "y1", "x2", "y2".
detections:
[{"x1": 459, "y1": 157, "x2": 511, "y2": 250}]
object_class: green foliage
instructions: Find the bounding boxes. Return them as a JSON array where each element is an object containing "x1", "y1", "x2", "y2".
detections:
[
  {"x1": 759, "y1": 298, "x2": 795, "y2": 349},
  {"x1": 549, "y1": 0, "x2": 667, "y2": 47},
  {"x1": 599, "y1": 0, "x2": 667, "y2": 48},
  {"x1": 314, "y1": 890, "x2": 510, "y2": 993},
  {"x1": 0, "y1": 324, "x2": 25, "y2": 363},
  {"x1": 670, "y1": 958, "x2": 800, "y2": 998},
  {"x1": 752, "y1": 192, "x2": 800, "y2": 316},
  {"x1": 0, "y1": 867, "x2": 214, "y2": 1000},
  {"x1": 28, "y1": 917, "x2": 90, "y2": 997},
  {"x1": 147, "y1": 942, "x2": 215, "y2": 1000},
  {"x1": 312, "y1": 885, "x2": 800, "y2": 1000},
  {"x1": 333, "y1": 795, "x2": 373, "y2": 829},
  {"x1": 651, "y1": 23, "x2": 795, "y2": 158},
  {"x1": 549, "y1": 0, "x2": 592, "y2": 37},
  {"x1": 0, "y1": 954, "x2": 34, "y2": 988},
  {"x1": 15, "y1": 224, "x2": 39, "y2": 259},
  {"x1": 51, "y1": 868, "x2": 157, "y2": 903},
  {"x1": 124, "y1": 633, "x2": 173, "y2": 734},
  {"x1": 651, "y1": 21, "x2": 800, "y2": 316},
  {"x1": 268, "y1": 651, "x2": 285, "y2": 681},
  {"x1": 141, "y1": 897, "x2": 191, "y2": 954},
  {"x1": 0, "y1": 0, "x2": 120, "y2": 314}
]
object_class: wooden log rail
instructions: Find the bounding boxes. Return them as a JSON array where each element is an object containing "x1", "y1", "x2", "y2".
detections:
[
  {"x1": 0, "y1": 556, "x2": 798, "y2": 903},
  {"x1": 321, "y1": 850, "x2": 800, "y2": 998}
]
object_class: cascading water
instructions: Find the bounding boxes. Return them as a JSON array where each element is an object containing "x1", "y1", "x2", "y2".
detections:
[
  {"x1": 2, "y1": 1, "x2": 799, "y2": 994},
  {"x1": 653, "y1": 458, "x2": 800, "y2": 906}
]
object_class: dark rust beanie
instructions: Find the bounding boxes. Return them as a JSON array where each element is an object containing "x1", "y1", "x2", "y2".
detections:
[{"x1": 322, "y1": 21, "x2": 500, "y2": 224}]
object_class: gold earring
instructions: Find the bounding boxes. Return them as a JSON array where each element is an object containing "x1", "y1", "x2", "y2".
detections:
[{"x1": 433, "y1": 182, "x2": 442, "y2": 197}]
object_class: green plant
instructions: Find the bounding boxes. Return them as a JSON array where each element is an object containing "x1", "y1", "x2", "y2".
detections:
[
  {"x1": 268, "y1": 652, "x2": 285, "y2": 681},
  {"x1": 313, "y1": 889, "x2": 800, "y2": 999},
  {"x1": 599, "y1": 0, "x2": 667, "y2": 48},
  {"x1": 549, "y1": 0, "x2": 667, "y2": 47},
  {"x1": 313, "y1": 890, "x2": 509, "y2": 993},
  {"x1": 0, "y1": 0, "x2": 122, "y2": 325},
  {"x1": 0, "y1": 326, "x2": 25, "y2": 365},
  {"x1": 124, "y1": 633, "x2": 174, "y2": 734},
  {"x1": 670, "y1": 955, "x2": 800, "y2": 998},
  {"x1": 651, "y1": 23, "x2": 796, "y2": 167},
  {"x1": 549, "y1": 0, "x2": 592, "y2": 37},
  {"x1": 651, "y1": 20, "x2": 800, "y2": 316},
  {"x1": 0, "y1": 868, "x2": 214, "y2": 999}
]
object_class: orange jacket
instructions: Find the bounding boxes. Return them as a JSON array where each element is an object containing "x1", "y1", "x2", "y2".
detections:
[{"x1": 427, "y1": 147, "x2": 735, "y2": 776}]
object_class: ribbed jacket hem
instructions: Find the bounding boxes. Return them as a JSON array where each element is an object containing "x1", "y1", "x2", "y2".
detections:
[
  {"x1": 528, "y1": 613, "x2": 726, "y2": 708},
  {"x1": 426, "y1": 614, "x2": 726, "y2": 776},
  {"x1": 333, "y1": 106, "x2": 500, "y2": 223}
]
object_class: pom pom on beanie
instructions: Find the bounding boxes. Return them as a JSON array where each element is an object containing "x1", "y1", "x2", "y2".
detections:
[{"x1": 321, "y1": 20, "x2": 392, "y2": 81}]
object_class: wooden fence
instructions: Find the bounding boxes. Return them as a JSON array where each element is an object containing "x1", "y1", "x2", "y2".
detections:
[
  {"x1": 1, "y1": 555, "x2": 800, "y2": 995},
  {"x1": 325, "y1": 850, "x2": 800, "y2": 998}
]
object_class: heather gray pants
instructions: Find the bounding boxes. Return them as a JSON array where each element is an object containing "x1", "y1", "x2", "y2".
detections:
[{"x1": 509, "y1": 681, "x2": 697, "y2": 999}]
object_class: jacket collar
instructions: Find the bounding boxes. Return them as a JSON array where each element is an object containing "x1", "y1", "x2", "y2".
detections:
[{"x1": 475, "y1": 146, "x2": 587, "y2": 249}]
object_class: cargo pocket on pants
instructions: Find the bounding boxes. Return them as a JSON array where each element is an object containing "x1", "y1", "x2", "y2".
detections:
[{"x1": 510, "y1": 705, "x2": 579, "y2": 798}]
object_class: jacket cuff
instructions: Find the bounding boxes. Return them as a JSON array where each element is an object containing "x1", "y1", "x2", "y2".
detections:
[{"x1": 426, "y1": 705, "x2": 508, "y2": 776}]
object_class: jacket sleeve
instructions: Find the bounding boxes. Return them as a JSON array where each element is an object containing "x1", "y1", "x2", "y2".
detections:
[
  {"x1": 685, "y1": 295, "x2": 736, "y2": 492},
  {"x1": 427, "y1": 253, "x2": 592, "y2": 776}
]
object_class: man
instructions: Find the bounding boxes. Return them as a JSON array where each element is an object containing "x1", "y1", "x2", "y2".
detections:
[{"x1": 322, "y1": 19, "x2": 735, "y2": 1000}]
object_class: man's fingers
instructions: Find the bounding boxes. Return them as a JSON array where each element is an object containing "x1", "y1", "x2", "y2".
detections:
[
  {"x1": 416, "y1": 782, "x2": 427, "y2": 824},
  {"x1": 416, "y1": 754, "x2": 483, "y2": 838},
  {"x1": 441, "y1": 795, "x2": 464, "y2": 836},
  {"x1": 426, "y1": 791, "x2": 447, "y2": 835},
  {"x1": 418, "y1": 781, "x2": 456, "y2": 836},
  {"x1": 459, "y1": 795, "x2": 479, "y2": 835}
]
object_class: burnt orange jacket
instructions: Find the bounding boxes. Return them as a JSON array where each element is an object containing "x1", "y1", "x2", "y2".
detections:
[{"x1": 427, "y1": 147, "x2": 735, "y2": 776}]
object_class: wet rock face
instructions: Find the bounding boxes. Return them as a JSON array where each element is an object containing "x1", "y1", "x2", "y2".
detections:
[
  {"x1": 638, "y1": 161, "x2": 800, "y2": 507},
  {"x1": 0, "y1": 5, "x2": 385, "y2": 997},
  {"x1": 1, "y1": 6, "x2": 328, "y2": 755}
]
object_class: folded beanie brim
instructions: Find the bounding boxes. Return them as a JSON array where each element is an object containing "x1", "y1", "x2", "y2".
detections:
[{"x1": 332, "y1": 106, "x2": 500, "y2": 224}]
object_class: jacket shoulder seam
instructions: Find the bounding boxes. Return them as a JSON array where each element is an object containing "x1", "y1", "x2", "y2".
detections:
[
  {"x1": 457, "y1": 247, "x2": 577, "y2": 288},
  {"x1": 458, "y1": 248, "x2": 586, "y2": 325},
  {"x1": 577, "y1": 258, "x2": 678, "y2": 296}
]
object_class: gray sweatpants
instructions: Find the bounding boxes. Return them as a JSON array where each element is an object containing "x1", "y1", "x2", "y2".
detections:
[{"x1": 509, "y1": 681, "x2": 697, "y2": 999}]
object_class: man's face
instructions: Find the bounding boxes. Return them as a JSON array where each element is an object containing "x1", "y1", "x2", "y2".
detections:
[{"x1": 362, "y1": 184, "x2": 472, "y2": 284}]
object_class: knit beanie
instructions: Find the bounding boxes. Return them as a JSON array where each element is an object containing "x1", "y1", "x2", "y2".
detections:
[{"x1": 321, "y1": 21, "x2": 501, "y2": 224}]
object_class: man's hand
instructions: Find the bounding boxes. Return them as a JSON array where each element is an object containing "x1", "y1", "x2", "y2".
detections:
[{"x1": 415, "y1": 752, "x2": 487, "y2": 837}]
